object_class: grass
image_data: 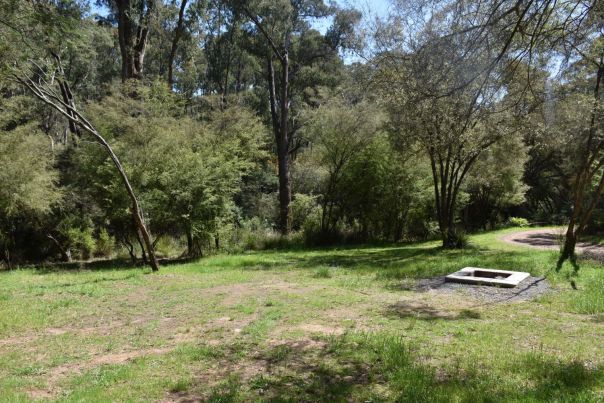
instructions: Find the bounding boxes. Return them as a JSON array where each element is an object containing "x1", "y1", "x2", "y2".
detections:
[{"x1": 0, "y1": 228, "x2": 602, "y2": 401}]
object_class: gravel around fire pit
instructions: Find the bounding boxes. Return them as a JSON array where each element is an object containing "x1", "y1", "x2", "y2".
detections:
[{"x1": 413, "y1": 275, "x2": 551, "y2": 303}]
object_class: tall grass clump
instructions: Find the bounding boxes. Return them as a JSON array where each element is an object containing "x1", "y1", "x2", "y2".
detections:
[
  {"x1": 571, "y1": 276, "x2": 604, "y2": 314},
  {"x1": 328, "y1": 333, "x2": 439, "y2": 401}
]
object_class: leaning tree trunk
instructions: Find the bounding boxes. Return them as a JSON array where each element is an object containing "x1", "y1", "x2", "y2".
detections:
[
  {"x1": 16, "y1": 73, "x2": 160, "y2": 271},
  {"x1": 559, "y1": 219, "x2": 578, "y2": 268},
  {"x1": 114, "y1": 155, "x2": 159, "y2": 271}
]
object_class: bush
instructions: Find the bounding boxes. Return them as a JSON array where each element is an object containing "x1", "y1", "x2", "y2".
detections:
[
  {"x1": 508, "y1": 217, "x2": 530, "y2": 227},
  {"x1": 291, "y1": 193, "x2": 319, "y2": 230},
  {"x1": 67, "y1": 227, "x2": 96, "y2": 260},
  {"x1": 226, "y1": 218, "x2": 305, "y2": 252},
  {"x1": 94, "y1": 229, "x2": 115, "y2": 258}
]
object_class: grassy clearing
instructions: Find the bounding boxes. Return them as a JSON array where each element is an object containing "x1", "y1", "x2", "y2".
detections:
[{"x1": 0, "y1": 228, "x2": 602, "y2": 401}]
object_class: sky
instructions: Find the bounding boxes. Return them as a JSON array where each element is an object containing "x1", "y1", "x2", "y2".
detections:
[
  {"x1": 89, "y1": 0, "x2": 392, "y2": 29},
  {"x1": 311, "y1": 0, "x2": 391, "y2": 34},
  {"x1": 89, "y1": 0, "x2": 391, "y2": 63}
]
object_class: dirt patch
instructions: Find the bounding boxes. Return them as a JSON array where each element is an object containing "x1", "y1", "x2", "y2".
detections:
[
  {"x1": 218, "y1": 280, "x2": 318, "y2": 306},
  {"x1": 28, "y1": 309, "x2": 260, "y2": 399},
  {"x1": 500, "y1": 228, "x2": 604, "y2": 261},
  {"x1": 0, "y1": 334, "x2": 36, "y2": 347},
  {"x1": 45, "y1": 328, "x2": 68, "y2": 336},
  {"x1": 24, "y1": 347, "x2": 176, "y2": 400},
  {"x1": 91, "y1": 348, "x2": 170, "y2": 365},
  {"x1": 259, "y1": 281, "x2": 318, "y2": 294},
  {"x1": 500, "y1": 228, "x2": 564, "y2": 250},
  {"x1": 0, "y1": 320, "x2": 128, "y2": 349},
  {"x1": 27, "y1": 388, "x2": 54, "y2": 400},
  {"x1": 298, "y1": 323, "x2": 345, "y2": 335},
  {"x1": 50, "y1": 347, "x2": 172, "y2": 378}
]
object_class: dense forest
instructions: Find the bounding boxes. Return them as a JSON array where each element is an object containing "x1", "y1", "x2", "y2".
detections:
[{"x1": 0, "y1": 0, "x2": 602, "y2": 270}]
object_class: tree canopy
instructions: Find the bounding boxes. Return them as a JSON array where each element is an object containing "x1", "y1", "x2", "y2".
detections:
[{"x1": 0, "y1": 0, "x2": 601, "y2": 270}]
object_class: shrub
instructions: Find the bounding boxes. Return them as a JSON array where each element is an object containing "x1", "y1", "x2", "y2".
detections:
[
  {"x1": 94, "y1": 229, "x2": 115, "y2": 258},
  {"x1": 291, "y1": 193, "x2": 319, "y2": 230},
  {"x1": 67, "y1": 227, "x2": 96, "y2": 260},
  {"x1": 508, "y1": 217, "x2": 530, "y2": 227}
]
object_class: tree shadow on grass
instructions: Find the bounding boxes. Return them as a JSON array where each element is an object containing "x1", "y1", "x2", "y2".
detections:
[
  {"x1": 12, "y1": 240, "x2": 553, "y2": 279},
  {"x1": 24, "y1": 272, "x2": 142, "y2": 290},
  {"x1": 12, "y1": 256, "x2": 197, "y2": 275},
  {"x1": 171, "y1": 333, "x2": 604, "y2": 402},
  {"x1": 384, "y1": 300, "x2": 482, "y2": 321},
  {"x1": 278, "y1": 244, "x2": 549, "y2": 280},
  {"x1": 520, "y1": 354, "x2": 604, "y2": 401}
]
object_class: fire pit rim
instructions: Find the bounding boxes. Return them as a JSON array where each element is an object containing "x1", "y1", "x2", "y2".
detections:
[{"x1": 445, "y1": 267, "x2": 530, "y2": 288}]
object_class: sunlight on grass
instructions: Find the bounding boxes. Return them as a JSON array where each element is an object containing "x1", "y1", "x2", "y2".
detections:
[{"x1": 0, "y1": 228, "x2": 602, "y2": 401}]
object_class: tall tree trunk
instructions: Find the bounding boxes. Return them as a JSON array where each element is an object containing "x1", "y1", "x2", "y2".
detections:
[
  {"x1": 186, "y1": 228, "x2": 193, "y2": 256},
  {"x1": 167, "y1": 0, "x2": 188, "y2": 87},
  {"x1": 558, "y1": 49, "x2": 604, "y2": 268},
  {"x1": 245, "y1": 6, "x2": 293, "y2": 235},
  {"x1": 115, "y1": 0, "x2": 154, "y2": 81},
  {"x1": 267, "y1": 54, "x2": 292, "y2": 234},
  {"x1": 430, "y1": 148, "x2": 479, "y2": 248},
  {"x1": 278, "y1": 50, "x2": 292, "y2": 234}
]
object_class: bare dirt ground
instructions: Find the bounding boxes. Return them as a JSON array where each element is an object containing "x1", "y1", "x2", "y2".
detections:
[{"x1": 500, "y1": 228, "x2": 604, "y2": 261}]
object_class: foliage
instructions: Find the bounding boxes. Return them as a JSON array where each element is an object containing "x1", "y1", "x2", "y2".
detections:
[
  {"x1": 0, "y1": 0, "x2": 603, "y2": 265},
  {"x1": 94, "y1": 228, "x2": 115, "y2": 258},
  {"x1": 508, "y1": 217, "x2": 530, "y2": 228},
  {"x1": 463, "y1": 134, "x2": 529, "y2": 230},
  {"x1": 0, "y1": 125, "x2": 62, "y2": 264},
  {"x1": 78, "y1": 83, "x2": 266, "y2": 257}
]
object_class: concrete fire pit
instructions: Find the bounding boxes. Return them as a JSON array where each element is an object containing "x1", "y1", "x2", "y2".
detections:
[{"x1": 445, "y1": 267, "x2": 530, "y2": 288}]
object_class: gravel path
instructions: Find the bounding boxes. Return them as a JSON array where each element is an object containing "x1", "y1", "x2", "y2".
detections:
[
  {"x1": 414, "y1": 276, "x2": 551, "y2": 303},
  {"x1": 499, "y1": 228, "x2": 604, "y2": 261}
]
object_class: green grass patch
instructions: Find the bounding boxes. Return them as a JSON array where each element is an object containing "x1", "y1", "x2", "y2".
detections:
[{"x1": 0, "y1": 228, "x2": 602, "y2": 401}]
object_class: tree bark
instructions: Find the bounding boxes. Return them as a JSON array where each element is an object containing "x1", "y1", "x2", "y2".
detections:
[
  {"x1": 186, "y1": 228, "x2": 193, "y2": 256},
  {"x1": 115, "y1": 0, "x2": 154, "y2": 81},
  {"x1": 135, "y1": 226, "x2": 148, "y2": 264},
  {"x1": 430, "y1": 147, "x2": 480, "y2": 248},
  {"x1": 246, "y1": 7, "x2": 293, "y2": 235},
  {"x1": 167, "y1": 0, "x2": 188, "y2": 87},
  {"x1": 559, "y1": 215, "x2": 578, "y2": 268},
  {"x1": 266, "y1": 54, "x2": 292, "y2": 234},
  {"x1": 558, "y1": 48, "x2": 604, "y2": 268}
]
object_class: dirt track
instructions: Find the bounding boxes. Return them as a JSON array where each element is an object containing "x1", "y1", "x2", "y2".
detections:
[{"x1": 500, "y1": 228, "x2": 604, "y2": 261}]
